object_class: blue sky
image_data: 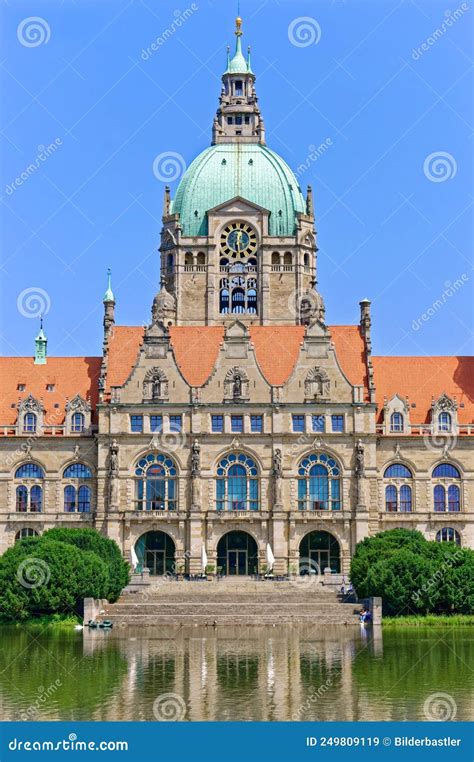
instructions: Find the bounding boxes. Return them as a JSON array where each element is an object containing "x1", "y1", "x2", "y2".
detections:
[{"x1": 0, "y1": 0, "x2": 472, "y2": 359}]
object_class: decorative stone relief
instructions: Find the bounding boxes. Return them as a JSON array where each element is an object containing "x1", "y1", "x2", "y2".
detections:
[
  {"x1": 143, "y1": 367, "x2": 169, "y2": 402},
  {"x1": 224, "y1": 366, "x2": 250, "y2": 401},
  {"x1": 304, "y1": 367, "x2": 330, "y2": 401}
]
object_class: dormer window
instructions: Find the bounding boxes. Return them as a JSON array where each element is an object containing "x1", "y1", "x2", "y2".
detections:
[
  {"x1": 438, "y1": 412, "x2": 452, "y2": 432},
  {"x1": 23, "y1": 413, "x2": 37, "y2": 433},
  {"x1": 17, "y1": 384, "x2": 26, "y2": 391},
  {"x1": 390, "y1": 412, "x2": 404, "y2": 432},
  {"x1": 46, "y1": 384, "x2": 55, "y2": 392}
]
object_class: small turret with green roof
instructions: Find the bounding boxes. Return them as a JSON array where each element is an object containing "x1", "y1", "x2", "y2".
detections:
[
  {"x1": 103, "y1": 267, "x2": 115, "y2": 303},
  {"x1": 34, "y1": 317, "x2": 47, "y2": 365}
]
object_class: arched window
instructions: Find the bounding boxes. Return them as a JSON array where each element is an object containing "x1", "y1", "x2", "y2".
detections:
[
  {"x1": 303, "y1": 252, "x2": 310, "y2": 267},
  {"x1": 298, "y1": 453, "x2": 341, "y2": 511},
  {"x1": 231, "y1": 287, "x2": 245, "y2": 313},
  {"x1": 383, "y1": 463, "x2": 413, "y2": 512},
  {"x1": 432, "y1": 464, "x2": 460, "y2": 512},
  {"x1": 390, "y1": 412, "x2": 404, "y2": 432},
  {"x1": 15, "y1": 528, "x2": 39, "y2": 542},
  {"x1": 135, "y1": 453, "x2": 177, "y2": 511},
  {"x1": 219, "y1": 286, "x2": 229, "y2": 313},
  {"x1": 438, "y1": 412, "x2": 452, "y2": 432},
  {"x1": 184, "y1": 252, "x2": 193, "y2": 266},
  {"x1": 63, "y1": 463, "x2": 93, "y2": 513},
  {"x1": 15, "y1": 464, "x2": 44, "y2": 479},
  {"x1": 283, "y1": 251, "x2": 292, "y2": 266},
  {"x1": 15, "y1": 463, "x2": 44, "y2": 513},
  {"x1": 196, "y1": 252, "x2": 205, "y2": 265},
  {"x1": 23, "y1": 413, "x2": 37, "y2": 433},
  {"x1": 271, "y1": 252, "x2": 280, "y2": 266},
  {"x1": 71, "y1": 412, "x2": 85, "y2": 433},
  {"x1": 436, "y1": 528, "x2": 461, "y2": 545},
  {"x1": 216, "y1": 453, "x2": 259, "y2": 512},
  {"x1": 63, "y1": 463, "x2": 93, "y2": 479}
]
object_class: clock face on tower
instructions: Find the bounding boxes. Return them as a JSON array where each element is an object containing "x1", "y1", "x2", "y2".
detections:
[{"x1": 220, "y1": 222, "x2": 258, "y2": 260}]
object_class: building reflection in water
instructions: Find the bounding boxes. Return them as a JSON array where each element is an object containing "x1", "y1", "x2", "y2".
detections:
[{"x1": 83, "y1": 625, "x2": 384, "y2": 722}]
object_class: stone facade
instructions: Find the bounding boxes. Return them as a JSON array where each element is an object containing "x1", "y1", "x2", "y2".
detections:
[{"x1": 0, "y1": 18, "x2": 472, "y2": 574}]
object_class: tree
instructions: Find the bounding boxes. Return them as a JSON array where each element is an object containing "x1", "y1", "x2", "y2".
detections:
[
  {"x1": 350, "y1": 529, "x2": 474, "y2": 616},
  {"x1": 43, "y1": 527, "x2": 129, "y2": 602},
  {"x1": 0, "y1": 538, "x2": 109, "y2": 621}
]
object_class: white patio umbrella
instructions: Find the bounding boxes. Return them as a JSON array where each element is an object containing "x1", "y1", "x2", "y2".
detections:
[
  {"x1": 266, "y1": 543, "x2": 275, "y2": 571},
  {"x1": 131, "y1": 544, "x2": 139, "y2": 572},
  {"x1": 201, "y1": 544, "x2": 208, "y2": 572}
]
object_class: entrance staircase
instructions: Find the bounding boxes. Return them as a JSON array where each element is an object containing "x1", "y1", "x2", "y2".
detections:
[{"x1": 101, "y1": 578, "x2": 361, "y2": 626}]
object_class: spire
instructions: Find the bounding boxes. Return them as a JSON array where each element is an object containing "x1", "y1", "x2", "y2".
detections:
[
  {"x1": 103, "y1": 268, "x2": 115, "y2": 303},
  {"x1": 163, "y1": 185, "x2": 171, "y2": 217},
  {"x1": 247, "y1": 45, "x2": 254, "y2": 75},
  {"x1": 225, "y1": 15, "x2": 249, "y2": 74},
  {"x1": 214, "y1": 17, "x2": 265, "y2": 145},
  {"x1": 34, "y1": 317, "x2": 47, "y2": 365}
]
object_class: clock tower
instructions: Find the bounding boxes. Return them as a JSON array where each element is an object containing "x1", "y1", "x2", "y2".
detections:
[{"x1": 155, "y1": 17, "x2": 324, "y2": 327}]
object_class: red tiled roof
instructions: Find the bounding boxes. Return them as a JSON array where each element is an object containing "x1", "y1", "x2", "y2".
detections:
[
  {"x1": 330, "y1": 326, "x2": 369, "y2": 394},
  {"x1": 372, "y1": 356, "x2": 474, "y2": 424},
  {"x1": 0, "y1": 357, "x2": 101, "y2": 426},
  {"x1": 106, "y1": 326, "x2": 144, "y2": 389},
  {"x1": 105, "y1": 324, "x2": 370, "y2": 390},
  {"x1": 250, "y1": 326, "x2": 305, "y2": 385}
]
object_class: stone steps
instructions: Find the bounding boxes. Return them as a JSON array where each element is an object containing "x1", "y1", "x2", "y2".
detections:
[{"x1": 99, "y1": 579, "x2": 360, "y2": 626}]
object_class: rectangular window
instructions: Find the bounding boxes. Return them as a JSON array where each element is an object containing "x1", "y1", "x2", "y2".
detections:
[
  {"x1": 312, "y1": 415, "x2": 325, "y2": 433},
  {"x1": 292, "y1": 415, "x2": 305, "y2": 433},
  {"x1": 244, "y1": 116, "x2": 250, "y2": 124},
  {"x1": 331, "y1": 415, "x2": 344, "y2": 433},
  {"x1": 235, "y1": 115, "x2": 243, "y2": 125},
  {"x1": 150, "y1": 415, "x2": 163, "y2": 433},
  {"x1": 227, "y1": 116, "x2": 233, "y2": 124},
  {"x1": 250, "y1": 415, "x2": 263, "y2": 433},
  {"x1": 130, "y1": 415, "x2": 143, "y2": 433},
  {"x1": 235, "y1": 80, "x2": 243, "y2": 96},
  {"x1": 231, "y1": 415, "x2": 243, "y2": 433},
  {"x1": 169, "y1": 415, "x2": 182, "y2": 432},
  {"x1": 211, "y1": 415, "x2": 224, "y2": 433}
]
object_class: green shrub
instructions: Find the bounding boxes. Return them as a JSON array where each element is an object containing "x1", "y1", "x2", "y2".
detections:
[
  {"x1": 43, "y1": 528, "x2": 129, "y2": 602},
  {"x1": 350, "y1": 529, "x2": 474, "y2": 617},
  {"x1": 0, "y1": 538, "x2": 109, "y2": 621}
]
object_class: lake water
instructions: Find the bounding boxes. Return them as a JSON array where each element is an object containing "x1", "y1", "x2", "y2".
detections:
[{"x1": 0, "y1": 624, "x2": 472, "y2": 722}]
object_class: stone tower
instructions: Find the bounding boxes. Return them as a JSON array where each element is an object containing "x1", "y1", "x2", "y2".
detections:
[{"x1": 158, "y1": 17, "x2": 324, "y2": 327}]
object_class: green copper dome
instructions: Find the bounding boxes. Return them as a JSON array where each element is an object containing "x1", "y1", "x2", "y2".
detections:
[{"x1": 171, "y1": 143, "x2": 306, "y2": 236}]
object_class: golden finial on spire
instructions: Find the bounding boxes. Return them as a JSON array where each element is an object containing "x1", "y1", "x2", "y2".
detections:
[{"x1": 235, "y1": 16, "x2": 242, "y2": 36}]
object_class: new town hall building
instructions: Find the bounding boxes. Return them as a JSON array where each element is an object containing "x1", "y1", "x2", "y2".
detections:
[{"x1": 1, "y1": 19, "x2": 473, "y2": 577}]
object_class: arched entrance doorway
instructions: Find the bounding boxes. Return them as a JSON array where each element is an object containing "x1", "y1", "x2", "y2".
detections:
[
  {"x1": 299, "y1": 531, "x2": 340, "y2": 574},
  {"x1": 135, "y1": 531, "x2": 176, "y2": 576},
  {"x1": 217, "y1": 531, "x2": 258, "y2": 576}
]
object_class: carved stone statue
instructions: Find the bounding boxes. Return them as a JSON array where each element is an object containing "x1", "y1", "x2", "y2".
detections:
[
  {"x1": 273, "y1": 449, "x2": 283, "y2": 505},
  {"x1": 109, "y1": 439, "x2": 119, "y2": 476},
  {"x1": 355, "y1": 440, "x2": 365, "y2": 478},
  {"x1": 152, "y1": 377, "x2": 161, "y2": 400},
  {"x1": 273, "y1": 448, "x2": 282, "y2": 478},
  {"x1": 233, "y1": 373, "x2": 242, "y2": 398},
  {"x1": 191, "y1": 439, "x2": 200, "y2": 477}
]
